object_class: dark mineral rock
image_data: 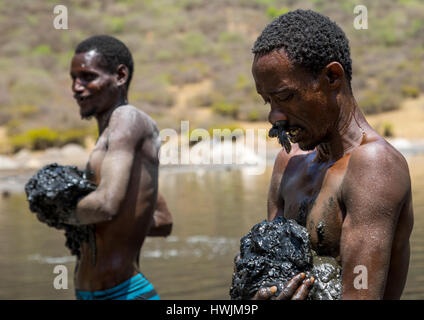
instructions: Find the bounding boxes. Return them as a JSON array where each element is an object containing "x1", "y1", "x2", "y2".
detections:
[
  {"x1": 25, "y1": 163, "x2": 97, "y2": 259},
  {"x1": 230, "y1": 217, "x2": 342, "y2": 300}
]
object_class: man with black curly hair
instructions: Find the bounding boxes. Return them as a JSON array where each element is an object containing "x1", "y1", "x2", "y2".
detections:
[
  {"x1": 249, "y1": 10, "x2": 413, "y2": 300},
  {"x1": 65, "y1": 35, "x2": 173, "y2": 300}
]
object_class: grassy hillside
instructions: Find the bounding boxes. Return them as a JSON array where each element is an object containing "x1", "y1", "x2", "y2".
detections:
[{"x1": 0, "y1": 0, "x2": 423, "y2": 152}]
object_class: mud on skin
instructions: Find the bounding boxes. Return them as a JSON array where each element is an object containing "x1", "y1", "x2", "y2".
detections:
[
  {"x1": 230, "y1": 217, "x2": 342, "y2": 300},
  {"x1": 268, "y1": 120, "x2": 292, "y2": 154},
  {"x1": 25, "y1": 163, "x2": 97, "y2": 259}
]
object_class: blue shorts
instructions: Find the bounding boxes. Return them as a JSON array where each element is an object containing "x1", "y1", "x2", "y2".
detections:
[{"x1": 75, "y1": 273, "x2": 160, "y2": 300}]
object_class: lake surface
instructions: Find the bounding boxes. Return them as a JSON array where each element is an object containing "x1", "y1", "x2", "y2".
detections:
[{"x1": 0, "y1": 155, "x2": 423, "y2": 300}]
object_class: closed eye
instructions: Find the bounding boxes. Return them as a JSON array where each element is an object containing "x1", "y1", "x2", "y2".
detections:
[
  {"x1": 275, "y1": 93, "x2": 294, "y2": 103},
  {"x1": 81, "y1": 72, "x2": 98, "y2": 82}
]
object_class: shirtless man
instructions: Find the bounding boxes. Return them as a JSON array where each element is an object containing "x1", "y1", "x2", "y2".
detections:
[
  {"x1": 249, "y1": 10, "x2": 413, "y2": 300},
  {"x1": 66, "y1": 35, "x2": 173, "y2": 300}
]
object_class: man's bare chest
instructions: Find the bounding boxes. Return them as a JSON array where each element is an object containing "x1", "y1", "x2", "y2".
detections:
[
  {"x1": 86, "y1": 132, "x2": 109, "y2": 185},
  {"x1": 279, "y1": 156, "x2": 349, "y2": 257}
]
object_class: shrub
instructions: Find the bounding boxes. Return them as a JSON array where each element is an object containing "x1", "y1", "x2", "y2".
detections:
[
  {"x1": 179, "y1": 32, "x2": 208, "y2": 57},
  {"x1": 11, "y1": 127, "x2": 60, "y2": 151},
  {"x1": 9, "y1": 126, "x2": 96, "y2": 152},
  {"x1": 105, "y1": 16, "x2": 126, "y2": 33},
  {"x1": 359, "y1": 90, "x2": 400, "y2": 114},
  {"x1": 32, "y1": 44, "x2": 51, "y2": 55},
  {"x1": 60, "y1": 128, "x2": 92, "y2": 146},
  {"x1": 401, "y1": 85, "x2": 420, "y2": 98},
  {"x1": 247, "y1": 110, "x2": 260, "y2": 122},
  {"x1": 382, "y1": 122, "x2": 394, "y2": 137},
  {"x1": 212, "y1": 101, "x2": 239, "y2": 118},
  {"x1": 12, "y1": 105, "x2": 40, "y2": 118},
  {"x1": 266, "y1": 6, "x2": 289, "y2": 19},
  {"x1": 207, "y1": 123, "x2": 244, "y2": 137}
]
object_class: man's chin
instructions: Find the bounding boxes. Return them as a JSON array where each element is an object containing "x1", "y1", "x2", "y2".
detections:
[
  {"x1": 80, "y1": 113, "x2": 94, "y2": 120},
  {"x1": 79, "y1": 107, "x2": 95, "y2": 120},
  {"x1": 298, "y1": 140, "x2": 318, "y2": 151}
]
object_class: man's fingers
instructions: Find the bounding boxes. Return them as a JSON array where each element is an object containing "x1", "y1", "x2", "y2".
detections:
[
  {"x1": 251, "y1": 286, "x2": 277, "y2": 300},
  {"x1": 251, "y1": 274, "x2": 314, "y2": 300},
  {"x1": 291, "y1": 277, "x2": 315, "y2": 300},
  {"x1": 276, "y1": 273, "x2": 306, "y2": 300}
]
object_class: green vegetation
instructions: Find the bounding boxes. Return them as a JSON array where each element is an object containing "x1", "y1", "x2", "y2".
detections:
[
  {"x1": 359, "y1": 90, "x2": 401, "y2": 114},
  {"x1": 11, "y1": 127, "x2": 59, "y2": 151},
  {"x1": 207, "y1": 123, "x2": 245, "y2": 138},
  {"x1": 32, "y1": 44, "x2": 51, "y2": 55},
  {"x1": 105, "y1": 16, "x2": 126, "y2": 33},
  {"x1": 382, "y1": 122, "x2": 394, "y2": 137},
  {"x1": 247, "y1": 110, "x2": 260, "y2": 122},
  {"x1": 179, "y1": 32, "x2": 209, "y2": 57},
  {"x1": 401, "y1": 85, "x2": 420, "y2": 98},
  {"x1": 10, "y1": 126, "x2": 96, "y2": 152},
  {"x1": 212, "y1": 101, "x2": 239, "y2": 119},
  {"x1": 0, "y1": 0, "x2": 423, "y2": 152},
  {"x1": 266, "y1": 6, "x2": 290, "y2": 19}
]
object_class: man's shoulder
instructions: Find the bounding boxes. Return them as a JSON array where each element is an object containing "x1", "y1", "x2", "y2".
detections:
[
  {"x1": 109, "y1": 104, "x2": 159, "y2": 136},
  {"x1": 348, "y1": 136, "x2": 409, "y2": 176},
  {"x1": 343, "y1": 136, "x2": 411, "y2": 199}
]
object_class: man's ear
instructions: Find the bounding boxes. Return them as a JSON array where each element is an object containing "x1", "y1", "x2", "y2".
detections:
[
  {"x1": 321, "y1": 62, "x2": 344, "y2": 89},
  {"x1": 115, "y1": 64, "x2": 129, "y2": 88}
]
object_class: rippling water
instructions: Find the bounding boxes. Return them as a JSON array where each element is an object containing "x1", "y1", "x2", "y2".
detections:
[{"x1": 0, "y1": 155, "x2": 423, "y2": 299}]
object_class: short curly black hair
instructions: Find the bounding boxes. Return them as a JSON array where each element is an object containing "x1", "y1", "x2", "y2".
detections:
[
  {"x1": 75, "y1": 35, "x2": 134, "y2": 90},
  {"x1": 253, "y1": 10, "x2": 352, "y2": 85}
]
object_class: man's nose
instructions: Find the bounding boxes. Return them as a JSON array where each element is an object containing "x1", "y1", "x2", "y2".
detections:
[
  {"x1": 268, "y1": 109, "x2": 288, "y2": 124},
  {"x1": 72, "y1": 79, "x2": 84, "y2": 93}
]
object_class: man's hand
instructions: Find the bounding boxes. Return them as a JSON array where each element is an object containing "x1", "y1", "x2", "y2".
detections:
[
  {"x1": 147, "y1": 192, "x2": 173, "y2": 237},
  {"x1": 251, "y1": 273, "x2": 315, "y2": 300}
]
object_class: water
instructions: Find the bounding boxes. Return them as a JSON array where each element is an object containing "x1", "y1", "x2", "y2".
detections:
[{"x1": 0, "y1": 156, "x2": 423, "y2": 300}]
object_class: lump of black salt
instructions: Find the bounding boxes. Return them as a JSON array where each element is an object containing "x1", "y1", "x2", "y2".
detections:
[
  {"x1": 230, "y1": 217, "x2": 342, "y2": 300},
  {"x1": 25, "y1": 163, "x2": 96, "y2": 258}
]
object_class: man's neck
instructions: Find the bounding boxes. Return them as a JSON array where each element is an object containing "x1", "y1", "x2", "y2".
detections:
[
  {"x1": 96, "y1": 96, "x2": 128, "y2": 134},
  {"x1": 316, "y1": 96, "x2": 368, "y2": 162}
]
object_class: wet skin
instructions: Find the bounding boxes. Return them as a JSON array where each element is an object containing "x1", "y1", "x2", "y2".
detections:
[
  {"x1": 252, "y1": 50, "x2": 413, "y2": 300},
  {"x1": 67, "y1": 51, "x2": 173, "y2": 291}
]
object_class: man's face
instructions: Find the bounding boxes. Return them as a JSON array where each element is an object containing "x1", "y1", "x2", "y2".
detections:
[
  {"x1": 70, "y1": 50, "x2": 119, "y2": 119},
  {"x1": 252, "y1": 49, "x2": 338, "y2": 151}
]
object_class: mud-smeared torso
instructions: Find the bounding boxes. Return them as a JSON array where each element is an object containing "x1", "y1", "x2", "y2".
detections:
[
  {"x1": 278, "y1": 151, "x2": 350, "y2": 260},
  {"x1": 76, "y1": 105, "x2": 161, "y2": 291}
]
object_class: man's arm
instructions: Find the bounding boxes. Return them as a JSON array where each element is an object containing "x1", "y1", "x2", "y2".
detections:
[
  {"x1": 339, "y1": 143, "x2": 411, "y2": 299},
  {"x1": 68, "y1": 109, "x2": 144, "y2": 225},
  {"x1": 147, "y1": 192, "x2": 173, "y2": 237}
]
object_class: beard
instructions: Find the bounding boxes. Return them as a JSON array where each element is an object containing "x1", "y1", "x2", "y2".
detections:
[{"x1": 79, "y1": 104, "x2": 96, "y2": 120}]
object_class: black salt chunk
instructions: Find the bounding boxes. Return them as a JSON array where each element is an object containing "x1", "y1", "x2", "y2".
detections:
[
  {"x1": 25, "y1": 163, "x2": 96, "y2": 258},
  {"x1": 230, "y1": 217, "x2": 342, "y2": 300}
]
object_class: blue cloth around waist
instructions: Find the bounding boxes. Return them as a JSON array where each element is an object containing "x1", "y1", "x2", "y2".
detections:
[{"x1": 75, "y1": 273, "x2": 160, "y2": 300}]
